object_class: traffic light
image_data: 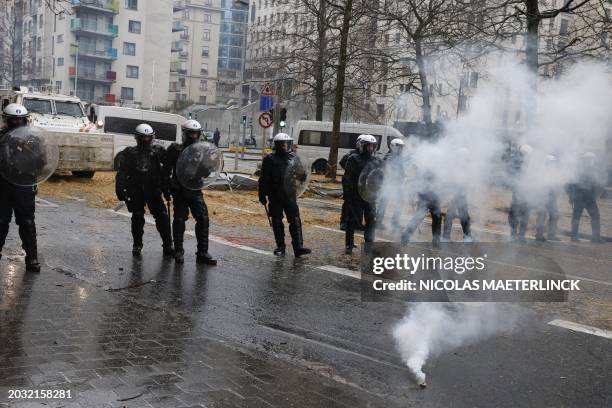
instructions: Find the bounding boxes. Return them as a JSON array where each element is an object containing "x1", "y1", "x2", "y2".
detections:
[
  {"x1": 279, "y1": 108, "x2": 287, "y2": 128},
  {"x1": 188, "y1": 112, "x2": 192, "y2": 119},
  {"x1": 242, "y1": 115, "x2": 247, "y2": 125},
  {"x1": 268, "y1": 109, "x2": 274, "y2": 120}
]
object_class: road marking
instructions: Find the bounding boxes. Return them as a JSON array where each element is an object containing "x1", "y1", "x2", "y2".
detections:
[
  {"x1": 35, "y1": 197, "x2": 58, "y2": 208},
  {"x1": 318, "y1": 265, "x2": 360, "y2": 279},
  {"x1": 312, "y1": 225, "x2": 392, "y2": 243},
  {"x1": 223, "y1": 205, "x2": 258, "y2": 214},
  {"x1": 548, "y1": 319, "x2": 612, "y2": 340},
  {"x1": 109, "y1": 209, "x2": 273, "y2": 257}
]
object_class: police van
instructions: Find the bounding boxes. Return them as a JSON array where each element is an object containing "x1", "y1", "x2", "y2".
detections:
[
  {"x1": 293, "y1": 120, "x2": 405, "y2": 174},
  {"x1": 0, "y1": 86, "x2": 114, "y2": 177},
  {"x1": 88, "y1": 105, "x2": 186, "y2": 169}
]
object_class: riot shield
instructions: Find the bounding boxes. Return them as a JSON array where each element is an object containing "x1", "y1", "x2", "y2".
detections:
[
  {"x1": 358, "y1": 161, "x2": 384, "y2": 204},
  {"x1": 176, "y1": 141, "x2": 223, "y2": 190},
  {"x1": 283, "y1": 155, "x2": 310, "y2": 198},
  {"x1": 0, "y1": 126, "x2": 59, "y2": 186}
]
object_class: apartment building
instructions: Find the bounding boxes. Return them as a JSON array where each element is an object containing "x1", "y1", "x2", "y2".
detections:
[
  {"x1": 2, "y1": 0, "x2": 174, "y2": 108},
  {"x1": 169, "y1": 0, "x2": 248, "y2": 108}
]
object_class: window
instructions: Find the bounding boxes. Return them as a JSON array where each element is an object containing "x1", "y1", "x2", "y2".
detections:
[
  {"x1": 202, "y1": 29, "x2": 210, "y2": 41},
  {"x1": 123, "y1": 42, "x2": 136, "y2": 55},
  {"x1": 128, "y1": 20, "x2": 141, "y2": 34},
  {"x1": 121, "y1": 87, "x2": 134, "y2": 100},
  {"x1": 125, "y1": 0, "x2": 137, "y2": 10},
  {"x1": 385, "y1": 34, "x2": 390, "y2": 44},
  {"x1": 22, "y1": 98, "x2": 52, "y2": 114},
  {"x1": 470, "y1": 72, "x2": 479, "y2": 88},
  {"x1": 105, "y1": 117, "x2": 177, "y2": 141},
  {"x1": 559, "y1": 19, "x2": 569, "y2": 35},
  {"x1": 39, "y1": 15, "x2": 43, "y2": 28},
  {"x1": 57, "y1": 34, "x2": 63, "y2": 43},
  {"x1": 56, "y1": 101, "x2": 84, "y2": 117},
  {"x1": 57, "y1": 57, "x2": 64, "y2": 66},
  {"x1": 298, "y1": 131, "x2": 382, "y2": 150},
  {"x1": 126, "y1": 65, "x2": 139, "y2": 78},
  {"x1": 201, "y1": 46, "x2": 209, "y2": 57},
  {"x1": 199, "y1": 95, "x2": 207, "y2": 104},
  {"x1": 55, "y1": 81, "x2": 62, "y2": 92},
  {"x1": 204, "y1": 14, "x2": 211, "y2": 22},
  {"x1": 395, "y1": 32, "x2": 400, "y2": 44},
  {"x1": 200, "y1": 80, "x2": 208, "y2": 90},
  {"x1": 200, "y1": 63, "x2": 209, "y2": 75}
]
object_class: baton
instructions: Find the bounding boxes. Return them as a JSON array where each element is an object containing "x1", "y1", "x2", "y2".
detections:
[
  {"x1": 263, "y1": 203, "x2": 273, "y2": 227},
  {"x1": 166, "y1": 197, "x2": 173, "y2": 236}
]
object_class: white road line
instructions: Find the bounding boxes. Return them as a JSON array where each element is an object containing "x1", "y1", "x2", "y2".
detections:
[
  {"x1": 63, "y1": 195, "x2": 86, "y2": 202},
  {"x1": 318, "y1": 265, "x2": 361, "y2": 279},
  {"x1": 109, "y1": 209, "x2": 273, "y2": 257},
  {"x1": 548, "y1": 319, "x2": 612, "y2": 340},
  {"x1": 312, "y1": 225, "x2": 392, "y2": 243},
  {"x1": 223, "y1": 205, "x2": 258, "y2": 214},
  {"x1": 35, "y1": 197, "x2": 58, "y2": 208}
]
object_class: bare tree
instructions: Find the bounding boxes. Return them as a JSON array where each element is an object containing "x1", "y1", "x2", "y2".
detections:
[{"x1": 0, "y1": 1, "x2": 24, "y2": 86}]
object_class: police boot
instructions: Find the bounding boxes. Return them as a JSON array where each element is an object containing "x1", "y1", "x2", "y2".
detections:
[
  {"x1": 131, "y1": 212, "x2": 145, "y2": 256},
  {"x1": 173, "y1": 217, "x2": 186, "y2": 263},
  {"x1": 345, "y1": 229, "x2": 355, "y2": 255},
  {"x1": 195, "y1": 219, "x2": 216, "y2": 265},
  {"x1": 156, "y1": 216, "x2": 174, "y2": 258},
  {"x1": 19, "y1": 221, "x2": 40, "y2": 273},
  {"x1": 289, "y1": 217, "x2": 311, "y2": 257},
  {"x1": 272, "y1": 220, "x2": 286, "y2": 256}
]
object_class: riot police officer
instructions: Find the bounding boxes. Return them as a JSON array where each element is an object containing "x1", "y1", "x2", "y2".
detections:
[
  {"x1": 342, "y1": 134, "x2": 379, "y2": 254},
  {"x1": 508, "y1": 144, "x2": 532, "y2": 243},
  {"x1": 568, "y1": 152, "x2": 604, "y2": 242},
  {"x1": 165, "y1": 120, "x2": 217, "y2": 264},
  {"x1": 401, "y1": 169, "x2": 442, "y2": 245},
  {"x1": 377, "y1": 138, "x2": 406, "y2": 229},
  {"x1": 258, "y1": 133, "x2": 311, "y2": 257},
  {"x1": 442, "y1": 147, "x2": 472, "y2": 242},
  {"x1": 535, "y1": 154, "x2": 560, "y2": 242},
  {"x1": 116, "y1": 124, "x2": 173, "y2": 257},
  {"x1": 0, "y1": 104, "x2": 41, "y2": 272},
  {"x1": 338, "y1": 141, "x2": 360, "y2": 231}
]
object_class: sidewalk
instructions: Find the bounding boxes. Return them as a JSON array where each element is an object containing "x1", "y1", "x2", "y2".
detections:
[{"x1": 0, "y1": 261, "x2": 391, "y2": 408}]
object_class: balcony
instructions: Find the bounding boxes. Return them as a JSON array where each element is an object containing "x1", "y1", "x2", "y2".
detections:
[
  {"x1": 71, "y1": 18, "x2": 119, "y2": 38},
  {"x1": 69, "y1": 67, "x2": 116, "y2": 83},
  {"x1": 179, "y1": 51, "x2": 189, "y2": 59},
  {"x1": 169, "y1": 82, "x2": 179, "y2": 92},
  {"x1": 71, "y1": 46, "x2": 118, "y2": 61},
  {"x1": 104, "y1": 94, "x2": 116, "y2": 103},
  {"x1": 71, "y1": 0, "x2": 119, "y2": 15},
  {"x1": 172, "y1": 21, "x2": 186, "y2": 32},
  {"x1": 170, "y1": 61, "x2": 187, "y2": 75},
  {"x1": 173, "y1": 0, "x2": 185, "y2": 12},
  {"x1": 171, "y1": 41, "x2": 184, "y2": 52}
]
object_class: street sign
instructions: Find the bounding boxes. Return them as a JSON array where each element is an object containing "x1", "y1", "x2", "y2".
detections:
[
  {"x1": 259, "y1": 112, "x2": 273, "y2": 128},
  {"x1": 261, "y1": 83, "x2": 274, "y2": 96},
  {"x1": 259, "y1": 95, "x2": 273, "y2": 112}
]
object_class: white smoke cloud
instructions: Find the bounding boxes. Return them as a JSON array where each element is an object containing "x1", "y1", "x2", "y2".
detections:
[
  {"x1": 393, "y1": 303, "x2": 523, "y2": 386},
  {"x1": 389, "y1": 61, "x2": 610, "y2": 384}
]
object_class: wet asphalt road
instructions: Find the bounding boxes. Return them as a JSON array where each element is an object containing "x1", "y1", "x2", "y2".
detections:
[{"x1": 1, "y1": 197, "x2": 611, "y2": 407}]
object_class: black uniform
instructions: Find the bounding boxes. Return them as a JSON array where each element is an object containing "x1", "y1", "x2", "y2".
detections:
[
  {"x1": 339, "y1": 149, "x2": 358, "y2": 231},
  {"x1": 342, "y1": 151, "x2": 379, "y2": 250},
  {"x1": 507, "y1": 153, "x2": 530, "y2": 242},
  {"x1": 443, "y1": 193, "x2": 471, "y2": 240},
  {"x1": 568, "y1": 167, "x2": 603, "y2": 242},
  {"x1": 0, "y1": 127, "x2": 41, "y2": 271},
  {"x1": 116, "y1": 145, "x2": 173, "y2": 253},
  {"x1": 376, "y1": 150, "x2": 404, "y2": 228},
  {"x1": 400, "y1": 173, "x2": 442, "y2": 244},
  {"x1": 164, "y1": 142, "x2": 215, "y2": 262},
  {"x1": 535, "y1": 190, "x2": 559, "y2": 241},
  {"x1": 258, "y1": 150, "x2": 309, "y2": 256}
]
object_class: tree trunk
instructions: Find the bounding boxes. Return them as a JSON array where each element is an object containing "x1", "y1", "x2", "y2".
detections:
[
  {"x1": 524, "y1": 0, "x2": 540, "y2": 129},
  {"x1": 314, "y1": 0, "x2": 327, "y2": 121},
  {"x1": 326, "y1": 0, "x2": 354, "y2": 180},
  {"x1": 415, "y1": 40, "x2": 433, "y2": 130}
]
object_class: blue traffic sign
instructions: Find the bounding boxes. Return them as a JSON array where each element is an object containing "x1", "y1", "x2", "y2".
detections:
[{"x1": 259, "y1": 95, "x2": 273, "y2": 112}]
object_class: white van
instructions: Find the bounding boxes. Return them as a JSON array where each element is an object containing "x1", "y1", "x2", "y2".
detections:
[
  {"x1": 90, "y1": 106, "x2": 186, "y2": 167},
  {"x1": 0, "y1": 86, "x2": 114, "y2": 177},
  {"x1": 293, "y1": 120, "x2": 405, "y2": 174}
]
